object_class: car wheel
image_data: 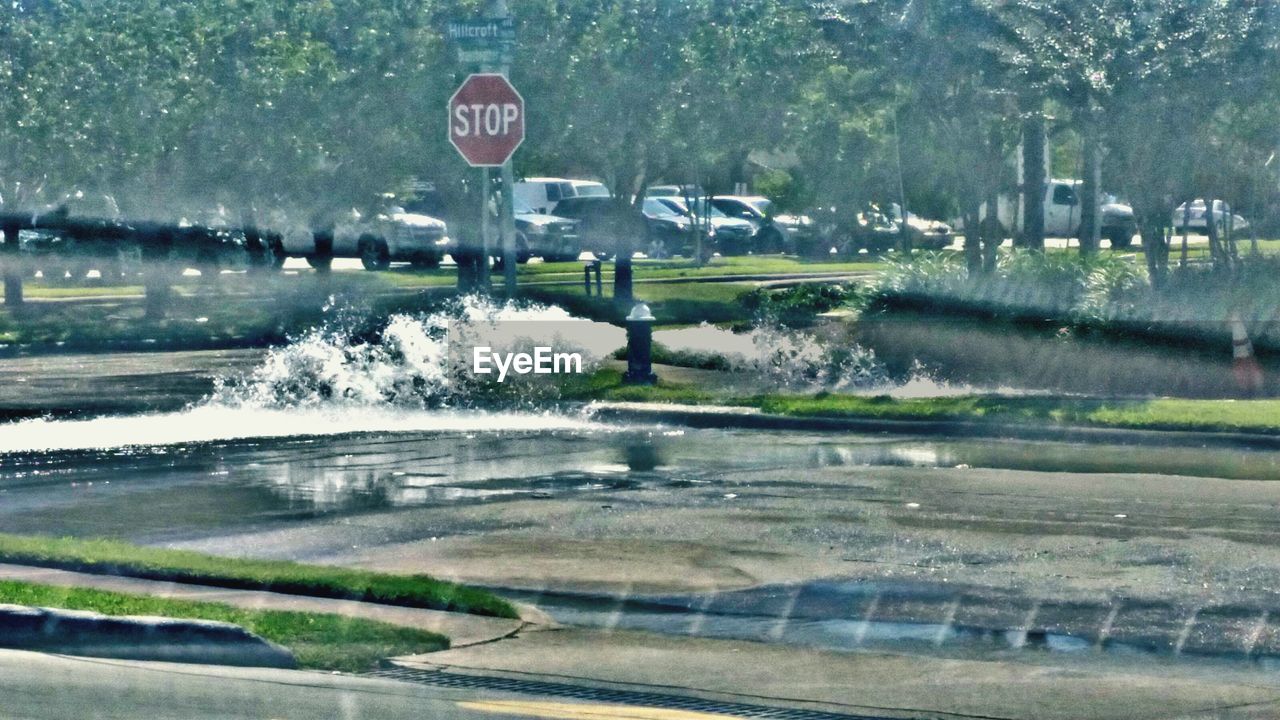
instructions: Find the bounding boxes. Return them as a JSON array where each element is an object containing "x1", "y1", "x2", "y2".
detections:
[
  {"x1": 756, "y1": 227, "x2": 784, "y2": 254},
  {"x1": 257, "y1": 235, "x2": 287, "y2": 272},
  {"x1": 359, "y1": 235, "x2": 391, "y2": 271},
  {"x1": 306, "y1": 255, "x2": 332, "y2": 271},
  {"x1": 1108, "y1": 229, "x2": 1134, "y2": 249},
  {"x1": 194, "y1": 249, "x2": 220, "y2": 278},
  {"x1": 516, "y1": 233, "x2": 532, "y2": 264}
]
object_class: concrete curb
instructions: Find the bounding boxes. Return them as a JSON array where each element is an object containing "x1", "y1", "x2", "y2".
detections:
[
  {"x1": 0, "y1": 563, "x2": 524, "y2": 651},
  {"x1": 0, "y1": 603, "x2": 296, "y2": 668},
  {"x1": 588, "y1": 401, "x2": 1280, "y2": 450}
]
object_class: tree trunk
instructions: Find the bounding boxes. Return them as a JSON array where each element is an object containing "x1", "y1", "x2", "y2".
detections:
[
  {"x1": 1019, "y1": 95, "x2": 1046, "y2": 251},
  {"x1": 1137, "y1": 203, "x2": 1169, "y2": 288},
  {"x1": 143, "y1": 230, "x2": 174, "y2": 320},
  {"x1": 1204, "y1": 197, "x2": 1222, "y2": 268},
  {"x1": 726, "y1": 148, "x2": 750, "y2": 193},
  {"x1": 963, "y1": 198, "x2": 982, "y2": 276},
  {"x1": 981, "y1": 185, "x2": 1001, "y2": 273},
  {"x1": 1079, "y1": 112, "x2": 1101, "y2": 257},
  {"x1": 2, "y1": 224, "x2": 22, "y2": 309}
]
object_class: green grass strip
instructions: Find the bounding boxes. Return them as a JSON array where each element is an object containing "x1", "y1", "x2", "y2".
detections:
[
  {"x1": 0, "y1": 580, "x2": 447, "y2": 672},
  {"x1": 572, "y1": 369, "x2": 1280, "y2": 435},
  {"x1": 0, "y1": 534, "x2": 518, "y2": 619}
]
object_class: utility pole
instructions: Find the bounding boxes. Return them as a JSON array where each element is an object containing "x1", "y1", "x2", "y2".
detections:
[
  {"x1": 447, "y1": 3, "x2": 522, "y2": 295},
  {"x1": 490, "y1": 0, "x2": 518, "y2": 298}
]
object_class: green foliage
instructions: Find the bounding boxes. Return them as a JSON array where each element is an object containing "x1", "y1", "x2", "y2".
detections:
[
  {"x1": 570, "y1": 368, "x2": 1280, "y2": 435},
  {"x1": 610, "y1": 342, "x2": 733, "y2": 372},
  {"x1": 0, "y1": 580, "x2": 448, "y2": 672},
  {"x1": 741, "y1": 283, "x2": 856, "y2": 328},
  {"x1": 749, "y1": 393, "x2": 1280, "y2": 434},
  {"x1": 876, "y1": 249, "x2": 1147, "y2": 323},
  {"x1": 2, "y1": 0, "x2": 1277, "y2": 283},
  {"x1": 0, "y1": 533, "x2": 518, "y2": 619}
]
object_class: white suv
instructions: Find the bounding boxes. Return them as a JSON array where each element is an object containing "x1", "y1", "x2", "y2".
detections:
[
  {"x1": 276, "y1": 203, "x2": 450, "y2": 271},
  {"x1": 514, "y1": 177, "x2": 611, "y2": 215}
]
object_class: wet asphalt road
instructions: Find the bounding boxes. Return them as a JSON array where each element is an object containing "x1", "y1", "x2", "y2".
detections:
[{"x1": 5, "y1": 420, "x2": 1280, "y2": 664}]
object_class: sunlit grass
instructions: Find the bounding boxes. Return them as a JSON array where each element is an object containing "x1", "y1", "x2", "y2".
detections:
[
  {"x1": 573, "y1": 369, "x2": 1280, "y2": 434},
  {"x1": 0, "y1": 533, "x2": 518, "y2": 619},
  {"x1": 0, "y1": 580, "x2": 447, "y2": 672}
]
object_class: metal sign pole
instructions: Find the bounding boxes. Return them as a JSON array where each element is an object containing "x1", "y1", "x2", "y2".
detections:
[
  {"x1": 447, "y1": 2, "x2": 521, "y2": 298},
  {"x1": 492, "y1": 0, "x2": 518, "y2": 298},
  {"x1": 479, "y1": 168, "x2": 492, "y2": 288}
]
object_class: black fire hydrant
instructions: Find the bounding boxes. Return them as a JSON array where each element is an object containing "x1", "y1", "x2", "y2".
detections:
[{"x1": 623, "y1": 302, "x2": 657, "y2": 385}]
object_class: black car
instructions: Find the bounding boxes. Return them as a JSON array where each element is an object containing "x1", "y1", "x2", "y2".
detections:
[
  {"x1": 548, "y1": 197, "x2": 648, "y2": 260},
  {"x1": 514, "y1": 202, "x2": 581, "y2": 263}
]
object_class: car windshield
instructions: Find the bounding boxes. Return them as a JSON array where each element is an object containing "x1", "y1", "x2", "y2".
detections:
[
  {"x1": 573, "y1": 183, "x2": 610, "y2": 198},
  {"x1": 642, "y1": 198, "x2": 680, "y2": 217},
  {"x1": 745, "y1": 198, "x2": 772, "y2": 215}
]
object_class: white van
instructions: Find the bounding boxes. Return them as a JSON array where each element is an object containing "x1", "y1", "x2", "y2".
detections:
[{"x1": 514, "y1": 177, "x2": 611, "y2": 214}]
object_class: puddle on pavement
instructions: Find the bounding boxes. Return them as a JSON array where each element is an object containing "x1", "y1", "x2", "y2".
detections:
[
  {"x1": 4, "y1": 427, "x2": 1280, "y2": 539},
  {"x1": 497, "y1": 581, "x2": 1280, "y2": 669}
]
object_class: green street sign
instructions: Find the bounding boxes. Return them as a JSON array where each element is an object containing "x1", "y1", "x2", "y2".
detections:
[{"x1": 445, "y1": 18, "x2": 516, "y2": 49}]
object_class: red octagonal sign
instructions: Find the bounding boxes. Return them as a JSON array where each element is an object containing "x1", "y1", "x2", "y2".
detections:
[{"x1": 448, "y1": 73, "x2": 525, "y2": 167}]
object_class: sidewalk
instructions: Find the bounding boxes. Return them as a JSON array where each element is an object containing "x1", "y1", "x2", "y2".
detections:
[
  {"x1": 0, "y1": 562, "x2": 527, "y2": 648},
  {"x1": 391, "y1": 625, "x2": 1280, "y2": 720}
]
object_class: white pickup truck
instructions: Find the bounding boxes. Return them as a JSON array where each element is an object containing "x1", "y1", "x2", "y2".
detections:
[
  {"x1": 968, "y1": 179, "x2": 1138, "y2": 248},
  {"x1": 276, "y1": 204, "x2": 451, "y2": 271}
]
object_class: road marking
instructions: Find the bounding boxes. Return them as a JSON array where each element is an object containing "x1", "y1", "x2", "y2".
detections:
[
  {"x1": 852, "y1": 592, "x2": 880, "y2": 646},
  {"x1": 1245, "y1": 611, "x2": 1269, "y2": 655},
  {"x1": 768, "y1": 586, "x2": 801, "y2": 641},
  {"x1": 457, "y1": 700, "x2": 740, "y2": 719},
  {"x1": 1096, "y1": 603, "x2": 1121, "y2": 648},
  {"x1": 1174, "y1": 607, "x2": 1200, "y2": 655},
  {"x1": 935, "y1": 598, "x2": 960, "y2": 646}
]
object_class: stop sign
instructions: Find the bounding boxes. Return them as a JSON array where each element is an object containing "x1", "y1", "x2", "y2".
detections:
[{"x1": 448, "y1": 73, "x2": 525, "y2": 167}]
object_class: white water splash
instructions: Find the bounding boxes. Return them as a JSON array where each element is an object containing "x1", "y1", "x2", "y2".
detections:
[
  {"x1": 212, "y1": 295, "x2": 612, "y2": 409},
  {"x1": 0, "y1": 297, "x2": 619, "y2": 453}
]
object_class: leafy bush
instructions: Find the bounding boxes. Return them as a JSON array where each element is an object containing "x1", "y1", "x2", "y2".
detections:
[
  {"x1": 741, "y1": 283, "x2": 856, "y2": 328},
  {"x1": 876, "y1": 250, "x2": 1147, "y2": 323},
  {"x1": 611, "y1": 341, "x2": 734, "y2": 371}
]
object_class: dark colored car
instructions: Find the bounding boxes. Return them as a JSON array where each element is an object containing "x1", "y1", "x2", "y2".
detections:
[
  {"x1": 548, "y1": 196, "x2": 648, "y2": 260},
  {"x1": 653, "y1": 197, "x2": 754, "y2": 256},
  {"x1": 639, "y1": 197, "x2": 706, "y2": 259},
  {"x1": 514, "y1": 202, "x2": 581, "y2": 263}
]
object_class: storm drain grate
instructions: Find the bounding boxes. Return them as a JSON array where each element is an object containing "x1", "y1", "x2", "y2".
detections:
[{"x1": 368, "y1": 666, "x2": 890, "y2": 719}]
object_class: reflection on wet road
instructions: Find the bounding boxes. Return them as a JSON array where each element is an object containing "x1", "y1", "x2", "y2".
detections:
[
  {"x1": 8, "y1": 422, "x2": 1280, "y2": 667},
  {"x1": 6, "y1": 427, "x2": 1280, "y2": 540}
]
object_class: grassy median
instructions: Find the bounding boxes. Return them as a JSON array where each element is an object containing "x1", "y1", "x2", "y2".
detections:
[
  {"x1": 0, "y1": 534, "x2": 518, "y2": 619},
  {"x1": 0, "y1": 580, "x2": 447, "y2": 672},
  {"x1": 575, "y1": 368, "x2": 1280, "y2": 435}
]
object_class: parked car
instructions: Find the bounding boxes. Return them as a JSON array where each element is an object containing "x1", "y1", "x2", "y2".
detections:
[
  {"x1": 1172, "y1": 199, "x2": 1250, "y2": 236},
  {"x1": 644, "y1": 184, "x2": 706, "y2": 200},
  {"x1": 514, "y1": 201, "x2": 581, "y2": 262},
  {"x1": 550, "y1": 196, "x2": 648, "y2": 260},
  {"x1": 513, "y1": 177, "x2": 611, "y2": 215},
  {"x1": 708, "y1": 195, "x2": 814, "y2": 254},
  {"x1": 961, "y1": 179, "x2": 1138, "y2": 248},
  {"x1": 22, "y1": 198, "x2": 258, "y2": 281},
  {"x1": 652, "y1": 197, "x2": 756, "y2": 255},
  {"x1": 640, "y1": 197, "x2": 708, "y2": 258},
  {"x1": 883, "y1": 203, "x2": 953, "y2": 250},
  {"x1": 277, "y1": 199, "x2": 450, "y2": 271}
]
